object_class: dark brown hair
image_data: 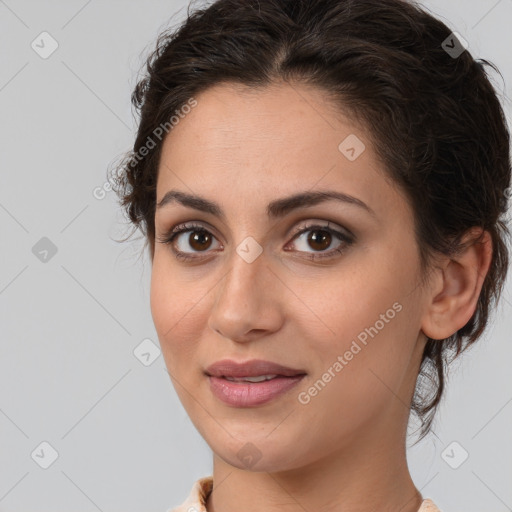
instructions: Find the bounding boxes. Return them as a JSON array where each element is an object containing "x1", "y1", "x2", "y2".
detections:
[{"x1": 110, "y1": 0, "x2": 511, "y2": 442}]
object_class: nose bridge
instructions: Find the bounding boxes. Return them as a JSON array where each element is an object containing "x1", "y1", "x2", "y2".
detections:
[
  {"x1": 208, "y1": 241, "x2": 280, "y2": 340},
  {"x1": 218, "y1": 241, "x2": 267, "y2": 309}
]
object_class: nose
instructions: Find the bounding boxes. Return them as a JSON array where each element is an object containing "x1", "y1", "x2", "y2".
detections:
[{"x1": 208, "y1": 247, "x2": 284, "y2": 343}]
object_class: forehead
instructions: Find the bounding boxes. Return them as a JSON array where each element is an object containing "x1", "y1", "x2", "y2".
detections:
[
  {"x1": 161, "y1": 81, "x2": 361, "y2": 155},
  {"x1": 156, "y1": 81, "x2": 408, "y2": 223}
]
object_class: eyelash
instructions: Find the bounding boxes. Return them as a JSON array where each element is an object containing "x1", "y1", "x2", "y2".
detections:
[{"x1": 155, "y1": 221, "x2": 355, "y2": 263}]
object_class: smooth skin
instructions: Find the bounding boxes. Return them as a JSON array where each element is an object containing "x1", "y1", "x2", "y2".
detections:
[{"x1": 149, "y1": 81, "x2": 492, "y2": 512}]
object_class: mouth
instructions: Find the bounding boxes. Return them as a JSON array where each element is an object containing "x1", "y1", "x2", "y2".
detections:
[
  {"x1": 204, "y1": 359, "x2": 307, "y2": 407},
  {"x1": 204, "y1": 358, "x2": 307, "y2": 379},
  {"x1": 222, "y1": 374, "x2": 285, "y2": 382}
]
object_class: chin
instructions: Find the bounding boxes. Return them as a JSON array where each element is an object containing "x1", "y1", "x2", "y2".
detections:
[{"x1": 209, "y1": 433, "x2": 306, "y2": 473}]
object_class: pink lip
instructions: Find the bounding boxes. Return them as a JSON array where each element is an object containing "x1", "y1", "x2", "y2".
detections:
[
  {"x1": 204, "y1": 359, "x2": 307, "y2": 407},
  {"x1": 207, "y1": 375, "x2": 306, "y2": 407}
]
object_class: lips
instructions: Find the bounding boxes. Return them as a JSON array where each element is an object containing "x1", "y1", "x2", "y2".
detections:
[
  {"x1": 205, "y1": 359, "x2": 308, "y2": 407},
  {"x1": 205, "y1": 359, "x2": 307, "y2": 379}
]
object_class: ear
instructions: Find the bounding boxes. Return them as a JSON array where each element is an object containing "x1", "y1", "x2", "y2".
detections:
[{"x1": 421, "y1": 228, "x2": 493, "y2": 341}]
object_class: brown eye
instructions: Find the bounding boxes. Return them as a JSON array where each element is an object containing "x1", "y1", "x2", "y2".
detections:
[
  {"x1": 155, "y1": 222, "x2": 222, "y2": 262},
  {"x1": 187, "y1": 230, "x2": 213, "y2": 251},
  {"x1": 294, "y1": 226, "x2": 348, "y2": 252},
  {"x1": 306, "y1": 229, "x2": 333, "y2": 251},
  {"x1": 287, "y1": 223, "x2": 354, "y2": 260},
  {"x1": 156, "y1": 221, "x2": 354, "y2": 263},
  {"x1": 172, "y1": 227, "x2": 220, "y2": 255}
]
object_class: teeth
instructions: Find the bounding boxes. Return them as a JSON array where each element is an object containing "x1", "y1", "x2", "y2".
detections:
[{"x1": 224, "y1": 374, "x2": 278, "y2": 383}]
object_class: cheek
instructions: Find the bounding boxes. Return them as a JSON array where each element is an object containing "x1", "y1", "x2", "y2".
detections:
[
  {"x1": 294, "y1": 252, "x2": 419, "y2": 396},
  {"x1": 149, "y1": 263, "x2": 174, "y2": 340},
  {"x1": 149, "y1": 260, "x2": 204, "y2": 366},
  {"x1": 291, "y1": 260, "x2": 404, "y2": 346}
]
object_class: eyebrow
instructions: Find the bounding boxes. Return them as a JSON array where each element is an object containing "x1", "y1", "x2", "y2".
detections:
[{"x1": 156, "y1": 189, "x2": 376, "y2": 219}]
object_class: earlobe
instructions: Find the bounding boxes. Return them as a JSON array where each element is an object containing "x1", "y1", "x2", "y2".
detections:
[{"x1": 420, "y1": 228, "x2": 493, "y2": 341}]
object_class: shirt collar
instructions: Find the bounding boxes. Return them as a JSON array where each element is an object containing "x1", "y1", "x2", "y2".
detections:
[{"x1": 170, "y1": 476, "x2": 441, "y2": 512}]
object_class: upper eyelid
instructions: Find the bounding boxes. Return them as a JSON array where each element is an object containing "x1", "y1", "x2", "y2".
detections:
[{"x1": 167, "y1": 220, "x2": 352, "y2": 244}]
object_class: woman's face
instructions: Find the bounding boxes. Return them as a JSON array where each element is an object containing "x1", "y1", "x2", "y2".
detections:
[{"x1": 151, "y1": 81, "x2": 430, "y2": 472}]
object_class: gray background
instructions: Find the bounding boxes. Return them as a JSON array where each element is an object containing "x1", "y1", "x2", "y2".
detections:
[{"x1": 0, "y1": 1, "x2": 511, "y2": 511}]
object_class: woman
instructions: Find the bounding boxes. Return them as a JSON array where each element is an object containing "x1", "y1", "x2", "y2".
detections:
[{"x1": 111, "y1": 0, "x2": 511, "y2": 510}]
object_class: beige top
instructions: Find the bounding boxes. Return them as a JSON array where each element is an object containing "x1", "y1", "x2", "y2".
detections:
[{"x1": 168, "y1": 476, "x2": 442, "y2": 512}]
